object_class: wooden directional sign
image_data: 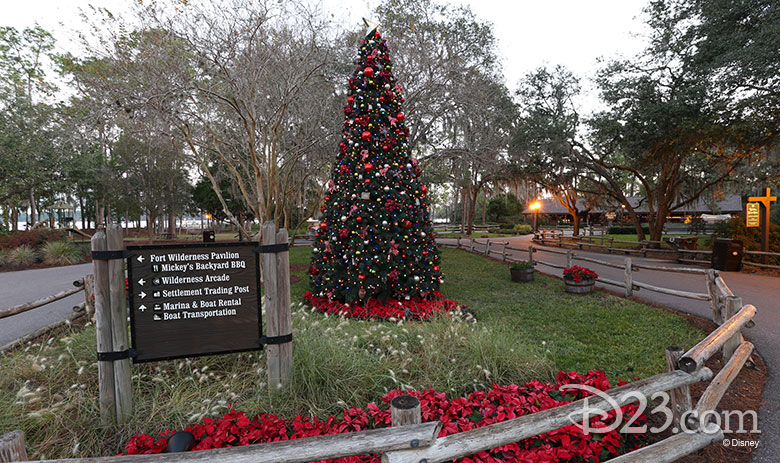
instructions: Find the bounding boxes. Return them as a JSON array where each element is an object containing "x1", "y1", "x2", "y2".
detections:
[
  {"x1": 126, "y1": 242, "x2": 261, "y2": 363},
  {"x1": 746, "y1": 202, "x2": 760, "y2": 227}
]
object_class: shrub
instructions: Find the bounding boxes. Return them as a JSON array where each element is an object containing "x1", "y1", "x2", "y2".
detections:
[
  {"x1": 513, "y1": 224, "x2": 532, "y2": 234},
  {"x1": 0, "y1": 230, "x2": 66, "y2": 251},
  {"x1": 607, "y1": 225, "x2": 650, "y2": 235},
  {"x1": 41, "y1": 241, "x2": 83, "y2": 265},
  {"x1": 7, "y1": 245, "x2": 39, "y2": 266},
  {"x1": 0, "y1": 249, "x2": 7, "y2": 266},
  {"x1": 511, "y1": 261, "x2": 533, "y2": 269},
  {"x1": 714, "y1": 217, "x2": 780, "y2": 264}
]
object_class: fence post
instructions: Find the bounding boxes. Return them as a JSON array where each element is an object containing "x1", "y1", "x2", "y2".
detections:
[
  {"x1": 262, "y1": 222, "x2": 282, "y2": 390},
  {"x1": 566, "y1": 250, "x2": 573, "y2": 268},
  {"x1": 456, "y1": 236, "x2": 460, "y2": 249},
  {"x1": 469, "y1": 239, "x2": 475, "y2": 252},
  {"x1": 705, "y1": 269, "x2": 723, "y2": 324},
  {"x1": 665, "y1": 346, "x2": 692, "y2": 430},
  {"x1": 275, "y1": 228, "x2": 292, "y2": 389},
  {"x1": 624, "y1": 257, "x2": 633, "y2": 297},
  {"x1": 391, "y1": 395, "x2": 421, "y2": 427},
  {"x1": 83, "y1": 273, "x2": 95, "y2": 320},
  {"x1": 91, "y1": 231, "x2": 116, "y2": 425},
  {"x1": 0, "y1": 430, "x2": 27, "y2": 462},
  {"x1": 485, "y1": 239, "x2": 490, "y2": 256},
  {"x1": 502, "y1": 242, "x2": 508, "y2": 262},
  {"x1": 106, "y1": 225, "x2": 132, "y2": 423},
  {"x1": 722, "y1": 296, "x2": 743, "y2": 363},
  {"x1": 528, "y1": 245, "x2": 535, "y2": 266}
]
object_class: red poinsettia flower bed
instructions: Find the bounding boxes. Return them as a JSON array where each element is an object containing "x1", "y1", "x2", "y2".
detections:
[
  {"x1": 124, "y1": 370, "x2": 646, "y2": 462},
  {"x1": 563, "y1": 266, "x2": 599, "y2": 283},
  {"x1": 303, "y1": 291, "x2": 460, "y2": 321}
]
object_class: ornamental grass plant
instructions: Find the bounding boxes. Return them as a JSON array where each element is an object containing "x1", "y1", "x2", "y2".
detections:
[{"x1": 41, "y1": 241, "x2": 83, "y2": 265}]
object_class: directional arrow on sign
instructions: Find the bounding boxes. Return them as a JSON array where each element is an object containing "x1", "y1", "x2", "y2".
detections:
[
  {"x1": 139, "y1": 291, "x2": 147, "y2": 299},
  {"x1": 137, "y1": 255, "x2": 145, "y2": 263},
  {"x1": 138, "y1": 304, "x2": 147, "y2": 312},
  {"x1": 138, "y1": 278, "x2": 146, "y2": 286}
]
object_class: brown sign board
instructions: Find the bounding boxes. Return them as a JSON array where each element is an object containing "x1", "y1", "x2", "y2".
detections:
[
  {"x1": 746, "y1": 202, "x2": 760, "y2": 228},
  {"x1": 127, "y1": 242, "x2": 261, "y2": 363}
]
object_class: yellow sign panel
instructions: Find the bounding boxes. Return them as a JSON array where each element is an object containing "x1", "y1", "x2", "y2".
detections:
[{"x1": 746, "y1": 202, "x2": 760, "y2": 227}]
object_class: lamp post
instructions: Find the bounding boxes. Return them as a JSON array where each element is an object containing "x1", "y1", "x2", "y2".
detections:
[{"x1": 530, "y1": 201, "x2": 541, "y2": 233}]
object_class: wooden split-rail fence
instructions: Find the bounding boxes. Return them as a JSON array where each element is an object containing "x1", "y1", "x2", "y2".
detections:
[
  {"x1": 534, "y1": 228, "x2": 780, "y2": 270},
  {"x1": 0, "y1": 234, "x2": 760, "y2": 462}
]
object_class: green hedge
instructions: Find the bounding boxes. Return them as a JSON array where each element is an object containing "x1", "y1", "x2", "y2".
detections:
[{"x1": 607, "y1": 225, "x2": 650, "y2": 235}]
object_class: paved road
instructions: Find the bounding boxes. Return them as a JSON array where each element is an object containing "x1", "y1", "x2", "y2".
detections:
[
  {"x1": 0, "y1": 262, "x2": 92, "y2": 348},
  {"x1": 440, "y1": 235, "x2": 778, "y2": 462}
]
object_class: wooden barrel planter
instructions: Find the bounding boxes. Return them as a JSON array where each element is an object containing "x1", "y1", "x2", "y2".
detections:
[
  {"x1": 510, "y1": 267, "x2": 534, "y2": 282},
  {"x1": 564, "y1": 279, "x2": 595, "y2": 294}
]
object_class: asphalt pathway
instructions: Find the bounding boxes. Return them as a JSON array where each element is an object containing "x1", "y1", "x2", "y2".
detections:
[
  {"x1": 439, "y1": 234, "x2": 778, "y2": 462},
  {"x1": 0, "y1": 262, "x2": 92, "y2": 349}
]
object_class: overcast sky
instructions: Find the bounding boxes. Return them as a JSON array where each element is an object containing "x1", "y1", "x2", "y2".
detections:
[{"x1": 3, "y1": 0, "x2": 650, "y2": 111}]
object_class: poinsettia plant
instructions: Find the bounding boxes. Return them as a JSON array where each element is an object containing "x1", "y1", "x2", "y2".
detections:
[
  {"x1": 304, "y1": 290, "x2": 459, "y2": 321},
  {"x1": 563, "y1": 266, "x2": 598, "y2": 283},
  {"x1": 122, "y1": 370, "x2": 647, "y2": 462}
]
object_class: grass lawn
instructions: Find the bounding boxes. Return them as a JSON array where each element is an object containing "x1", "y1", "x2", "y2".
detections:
[{"x1": 0, "y1": 247, "x2": 704, "y2": 459}]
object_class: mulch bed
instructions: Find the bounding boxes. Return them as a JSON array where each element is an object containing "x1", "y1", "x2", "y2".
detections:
[{"x1": 642, "y1": 314, "x2": 766, "y2": 463}]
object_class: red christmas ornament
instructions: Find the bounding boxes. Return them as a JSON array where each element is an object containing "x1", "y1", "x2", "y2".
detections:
[
  {"x1": 379, "y1": 96, "x2": 386, "y2": 103},
  {"x1": 382, "y1": 145, "x2": 389, "y2": 151},
  {"x1": 358, "y1": 274, "x2": 366, "y2": 280},
  {"x1": 364, "y1": 179, "x2": 371, "y2": 184},
  {"x1": 421, "y1": 185, "x2": 428, "y2": 194},
  {"x1": 364, "y1": 67, "x2": 374, "y2": 78},
  {"x1": 434, "y1": 265, "x2": 440, "y2": 272},
  {"x1": 356, "y1": 216, "x2": 363, "y2": 223},
  {"x1": 364, "y1": 162, "x2": 374, "y2": 172},
  {"x1": 319, "y1": 222, "x2": 327, "y2": 230},
  {"x1": 396, "y1": 112, "x2": 405, "y2": 122},
  {"x1": 402, "y1": 220, "x2": 412, "y2": 229},
  {"x1": 347, "y1": 96, "x2": 354, "y2": 104},
  {"x1": 361, "y1": 131, "x2": 371, "y2": 141}
]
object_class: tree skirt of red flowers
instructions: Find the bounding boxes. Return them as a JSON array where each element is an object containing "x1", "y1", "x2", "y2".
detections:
[
  {"x1": 303, "y1": 290, "x2": 460, "y2": 321},
  {"x1": 124, "y1": 370, "x2": 646, "y2": 462}
]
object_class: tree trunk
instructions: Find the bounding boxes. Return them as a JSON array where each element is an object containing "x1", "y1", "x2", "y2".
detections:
[
  {"x1": 80, "y1": 197, "x2": 86, "y2": 230},
  {"x1": 12, "y1": 207, "x2": 18, "y2": 231},
  {"x1": 168, "y1": 210, "x2": 176, "y2": 239},
  {"x1": 481, "y1": 193, "x2": 487, "y2": 225},
  {"x1": 147, "y1": 210, "x2": 155, "y2": 243},
  {"x1": 460, "y1": 188, "x2": 467, "y2": 234},
  {"x1": 626, "y1": 208, "x2": 647, "y2": 243},
  {"x1": 29, "y1": 188, "x2": 37, "y2": 226},
  {"x1": 572, "y1": 213, "x2": 580, "y2": 236}
]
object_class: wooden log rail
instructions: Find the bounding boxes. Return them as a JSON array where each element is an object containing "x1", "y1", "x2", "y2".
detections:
[
  {"x1": 0, "y1": 281, "x2": 84, "y2": 320},
  {"x1": 382, "y1": 368, "x2": 712, "y2": 463},
  {"x1": 5, "y1": 422, "x2": 441, "y2": 463},
  {"x1": 678, "y1": 304, "x2": 757, "y2": 373}
]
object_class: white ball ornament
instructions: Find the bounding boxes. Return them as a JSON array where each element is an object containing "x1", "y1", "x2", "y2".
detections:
[
  {"x1": 413, "y1": 276, "x2": 420, "y2": 282},
  {"x1": 313, "y1": 248, "x2": 320, "y2": 253},
  {"x1": 384, "y1": 186, "x2": 390, "y2": 191},
  {"x1": 385, "y1": 84, "x2": 390, "y2": 89},
  {"x1": 382, "y1": 220, "x2": 388, "y2": 226},
  {"x1": 341, "y1": 216, "x2": 347, "y2": 222},
  {"x1": 420, "y1": 231, "x2": 426, "y2": 237}
]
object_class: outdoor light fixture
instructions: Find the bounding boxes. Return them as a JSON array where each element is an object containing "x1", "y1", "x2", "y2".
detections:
[{"x1": 530, "y1": 201, "x2": 541, "y2": 232}]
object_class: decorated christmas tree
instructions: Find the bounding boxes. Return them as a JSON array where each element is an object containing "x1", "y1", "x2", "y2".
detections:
[{"x1": 306, "y1": 26, "x2": 457, "y2": 320}]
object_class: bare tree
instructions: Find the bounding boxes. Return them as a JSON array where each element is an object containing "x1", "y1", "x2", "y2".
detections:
[{"x1": 67, "y1": 0, "x2": 341, "y2": 238}]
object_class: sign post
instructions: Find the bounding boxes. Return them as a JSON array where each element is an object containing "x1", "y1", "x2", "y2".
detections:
[{"x1": 747, "y1": 188, "x2": 777, "y2": 264}]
